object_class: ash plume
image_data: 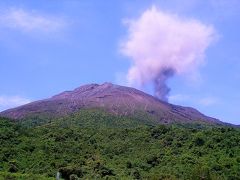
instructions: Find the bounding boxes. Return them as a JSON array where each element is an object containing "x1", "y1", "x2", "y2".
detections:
[
  {"x1": 120, "y1": 6, "x2": 217, "y2": 101},
  {"x1": 154, "y1": 68, "x2": 175, "y2": 101}
]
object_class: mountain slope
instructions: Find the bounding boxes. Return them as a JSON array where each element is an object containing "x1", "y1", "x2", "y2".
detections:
[{"x1": 0, "y1": 82, "x2": 221, "y2": 125}]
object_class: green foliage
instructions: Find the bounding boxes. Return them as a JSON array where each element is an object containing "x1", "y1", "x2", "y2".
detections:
[
  {"x1": 0, "y1": 110, "x2": 240, "y2": 179},
  {"x1": 0, "y1": 171, "x2": 54, "y2": 180}
]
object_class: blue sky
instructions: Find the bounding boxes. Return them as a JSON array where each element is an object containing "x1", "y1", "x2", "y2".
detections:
[{"x1": 0, "y1": 0, "x2": 239, "y2": 125}]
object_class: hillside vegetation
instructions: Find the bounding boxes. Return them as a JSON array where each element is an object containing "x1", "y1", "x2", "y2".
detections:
[{"x1": 0, "y1": 109, "x2": 239, "y2": 179}]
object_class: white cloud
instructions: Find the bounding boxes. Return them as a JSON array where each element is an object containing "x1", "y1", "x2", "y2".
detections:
[
  {"x1": 120, "y1": 6, "x2": 217, "y2": 100},
  {"x1": 0, "y1": 95, "x2": 31, "y2": 111},
  {"x1": 0, "y1": 8, "x2": 66, "y2": 33},
  {"x1": 121, "y1": 6, "x2": 216, "y2": 85}
]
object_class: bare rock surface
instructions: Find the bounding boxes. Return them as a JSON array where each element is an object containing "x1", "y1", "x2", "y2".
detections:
[{"x1": 0, "y1": 82, "x2": 221, "y2": 124}]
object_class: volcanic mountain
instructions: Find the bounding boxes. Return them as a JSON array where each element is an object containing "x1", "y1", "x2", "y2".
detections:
[{"x1": 0, "y1": 82, "x2": 222, "y2": 125}]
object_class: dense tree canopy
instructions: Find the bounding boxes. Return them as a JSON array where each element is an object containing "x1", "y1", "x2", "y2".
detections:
[{"x1": 0, "y1": 110, "x2": 239, "y2": 179}]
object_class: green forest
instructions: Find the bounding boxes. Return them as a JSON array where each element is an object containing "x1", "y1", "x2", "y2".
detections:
[{"x1": 0, "y1": 109, "x2": 239, "y2": 179}]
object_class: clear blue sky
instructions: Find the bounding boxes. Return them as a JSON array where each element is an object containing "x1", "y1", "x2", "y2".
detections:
[{"x1": 0, "y1": 0, "x2": 239, "y2": 125}]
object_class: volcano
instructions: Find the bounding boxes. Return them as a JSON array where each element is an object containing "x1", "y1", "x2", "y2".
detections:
[{"x1": 0, "y1": 82, "x2": 222, "y2": 125}]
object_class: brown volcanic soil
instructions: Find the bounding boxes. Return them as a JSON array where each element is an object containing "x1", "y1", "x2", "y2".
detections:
[{"x1": 0, "y1": 82, "x2": 221, "y2": 125}]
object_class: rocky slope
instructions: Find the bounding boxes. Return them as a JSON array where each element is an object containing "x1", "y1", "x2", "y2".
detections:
[{"x1": 0, "y1": 82, "x2": 222, "y2": 125}]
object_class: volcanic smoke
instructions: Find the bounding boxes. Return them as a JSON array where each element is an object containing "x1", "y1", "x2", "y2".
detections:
[{"x1": 121, "y1": 6, "x2": 216, "y2": 101}]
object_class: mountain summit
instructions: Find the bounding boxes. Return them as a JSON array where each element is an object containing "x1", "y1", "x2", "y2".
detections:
[{"x1": 0, "y1": 82, "x2": 221, "y2": 125}]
